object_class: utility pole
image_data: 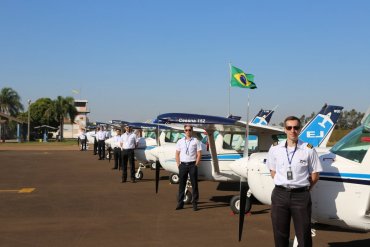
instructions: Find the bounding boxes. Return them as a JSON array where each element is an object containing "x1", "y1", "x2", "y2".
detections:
[{"x1": 27, "y1": 99, "x2": 31, "y2": 142}]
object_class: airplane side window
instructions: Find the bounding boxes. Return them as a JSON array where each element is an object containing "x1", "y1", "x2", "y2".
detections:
[
  {"x1": 330, "y1": 126, "x2": 370, "y2": 163},
  {"x1": 232, "y1": 134, "x2": 245, "y2": 151},
  {"x1": 165, "y1": 131, "x2": 171, "y2": 142},
  {"x1": 223, "y1": 134, "x2": 232, "y2": 149}
]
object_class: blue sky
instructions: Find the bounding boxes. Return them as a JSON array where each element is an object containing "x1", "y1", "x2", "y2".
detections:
[{"x1": 1, "y1": 0, "x2": 369, "y2": 124}]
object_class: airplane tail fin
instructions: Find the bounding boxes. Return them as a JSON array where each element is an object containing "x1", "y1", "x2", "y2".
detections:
[
  {"x1": 299, "y1": 105, "x2": 343, "y2": 147},
  {"x1": 250, "y1": 109, "x2": 274, "y2": 126}
]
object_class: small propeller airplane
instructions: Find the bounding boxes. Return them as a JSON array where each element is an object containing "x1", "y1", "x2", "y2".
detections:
[{"x1": 150, "y1": 109, "x2": 276, "y2": 185}]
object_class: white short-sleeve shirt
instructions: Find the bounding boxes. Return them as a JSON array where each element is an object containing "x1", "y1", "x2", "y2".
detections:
[
  {"x1": 266, "y1": 140, "x2": 323, "y2": 188},
  {"x1": 97, "y1": 130, "x2": 106, "y2": 141},
  {"x1": 176, "y1": 137, "x2": 202, "y2": 162},
  {"x1": 121, "y1": 132, "x2": 138, "y2": 149}
]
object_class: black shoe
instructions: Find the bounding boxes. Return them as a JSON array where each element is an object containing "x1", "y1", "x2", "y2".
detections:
[
  {"x1": 130, "y1": 180, "x2": 136, "y2": 183},
  {"x1": 175, "y1": 204, "x2": 184, "y2": 210},
  {"x1": 112, "y1": 167, "x2": 118, "y2": 170},
  {"x1": 98, "y1": 158, "x2": 102, "y2": 160},
  {"x1": 193, "y1": 204, "x2": 198, "y2": 211},
  {"x1": 122, "y1": 179, "x2": 127, "y2": 183}
]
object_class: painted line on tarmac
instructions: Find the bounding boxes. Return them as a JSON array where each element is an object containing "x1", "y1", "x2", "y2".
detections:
[{"x1": 0, "y1": 188, "x2": 36, "y2": 193}]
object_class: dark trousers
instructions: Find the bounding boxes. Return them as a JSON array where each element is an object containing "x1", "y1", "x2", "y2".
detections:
[
  {"x1": 80, "y1": 139, "x2": 87, "y2": 150},
  {"x1": 98, "y1": 140, "x2": 105, "y2": 159},
  {"x1": 122, "y1": 149, "x2": 135, "y2": 181},
  {"x1": 177, "y1": 162, "x2": 199, "y2": 206},
  {"x1": 93, "y1": 138, "x2": 98, "y2": 155},
  {"x1": 113, "y1": 147, "x2": 122, "y2": 169},
  {"x1": 271, "y1": 187, "x2": 312, "y2": 247}
]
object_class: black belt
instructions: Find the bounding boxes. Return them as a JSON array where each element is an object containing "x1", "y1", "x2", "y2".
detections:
[
  {"x1": 181, "y1": 161, "x2": 196, "y2": 165},
  {"x1": 275, "y1": 185, "x2": 309, "y2": 192}
]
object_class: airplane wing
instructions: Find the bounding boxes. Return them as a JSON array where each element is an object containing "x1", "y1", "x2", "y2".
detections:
[{"x1": 157, "y1": 113, "x2": 245, "y2": 132}]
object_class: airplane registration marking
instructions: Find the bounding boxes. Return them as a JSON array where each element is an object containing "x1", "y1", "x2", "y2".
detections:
[{"x1": 0, "y1": 188, "x2": 36, "y2": 193}]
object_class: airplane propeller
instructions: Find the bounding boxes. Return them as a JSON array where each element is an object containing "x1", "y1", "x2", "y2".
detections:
[
  {"x1": 108, "y1": 146, "x2": 112, "y2": 162},
  {"x1": 238, "y1": 176, "x2": 248, "y2": 241},
  {"x1": 155, "y1": 160, "x2": 160, "y2": 193}
]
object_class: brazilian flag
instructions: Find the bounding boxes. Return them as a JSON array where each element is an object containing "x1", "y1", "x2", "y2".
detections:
[{"x1": 230, "y1": 65, "x2": 257, "y2": 89}]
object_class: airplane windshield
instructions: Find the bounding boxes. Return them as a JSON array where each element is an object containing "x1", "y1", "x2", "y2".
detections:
[
  {"x1": 223, "y1": 133, "x2": 258, "y2": 152},
  {"x1": 330, "y1": 126, "x2": 370, "y2": 163},
  {"x1": 144, "y1": 131, "x2": 156, "y2": 139}
]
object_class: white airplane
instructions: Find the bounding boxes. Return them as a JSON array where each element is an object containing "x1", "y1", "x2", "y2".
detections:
[
  {"x1": 231, "y1": 108, "x2": 370, "y2": 242},
  {"x1": 151, "y1": 111, "x2": 286, "y2": 203},
  {"x1": 150, "y1": 109, "x2": 277, "y2": 186},
  {"x1": 129, "y1": 122, "x2": 206, "y2": 181}
]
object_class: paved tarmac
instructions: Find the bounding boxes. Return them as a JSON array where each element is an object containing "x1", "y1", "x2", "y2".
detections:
[{"x1": 0, "y1": 148, "x2": 370, "y2": 247}]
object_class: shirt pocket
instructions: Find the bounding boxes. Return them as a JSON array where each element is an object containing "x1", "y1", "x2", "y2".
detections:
[{"x1": 294, "y1": 158, "x2": 309, "y2": 176}]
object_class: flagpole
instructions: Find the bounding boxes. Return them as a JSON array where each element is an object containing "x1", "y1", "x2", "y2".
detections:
[
  {"x1": 228, "y1": 63, "x2": 232, "y2": 116},
  {"x1": 243, "y1": 92, "x2": 250, "y2": 158}
]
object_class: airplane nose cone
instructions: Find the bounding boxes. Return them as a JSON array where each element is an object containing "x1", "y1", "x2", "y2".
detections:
[
  {"x1": 229, "y1": 158, "x2": 248, "y2": 177},
  {"x1": 148, "y1": 147, "x2": 159, "y2": 159}
]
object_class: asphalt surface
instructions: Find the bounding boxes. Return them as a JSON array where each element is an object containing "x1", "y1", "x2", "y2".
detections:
[{"x1": 0, "y1": 148, "x2": 370, "y2": 247}]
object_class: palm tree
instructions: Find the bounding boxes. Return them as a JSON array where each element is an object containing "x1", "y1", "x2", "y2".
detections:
[
  {"x1": 0, "y1": 87, "x2": 24, "y2": 116},
  {"x1": 54, "y1": 96, "x2": 78, "y2": 141}
]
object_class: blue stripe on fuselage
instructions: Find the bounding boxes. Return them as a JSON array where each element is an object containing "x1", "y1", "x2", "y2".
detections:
[
  {"x1": 201, "y1": 153, "x2": 243, "y2": 161},
  {"x1": 320, "y1": 172, "x2": 370, "y2": 185}
]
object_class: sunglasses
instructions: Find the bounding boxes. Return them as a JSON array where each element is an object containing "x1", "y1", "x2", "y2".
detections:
[
  {"x1": 285, "y1": 126, "x2": 300, "y2": 131},
  {"x1": 184, "y1": 129, "x2": 192, "y2": 132}
]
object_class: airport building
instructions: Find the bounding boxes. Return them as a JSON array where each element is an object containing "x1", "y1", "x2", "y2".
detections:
[{"x1": 63, "y1": 99, "x2": 90, "y2": 138}]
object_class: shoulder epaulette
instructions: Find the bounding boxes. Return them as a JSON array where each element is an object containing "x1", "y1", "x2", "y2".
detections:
[
  {"x1": 307, "y1": 143, "x2": 313, "y2": 149},
  {"x1": 273, "y1": 141, "x2": 279, "y2": 146}
]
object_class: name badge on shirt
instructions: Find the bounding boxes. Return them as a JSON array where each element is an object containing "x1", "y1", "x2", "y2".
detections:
[{"x1": 287, "y1": 171, "x2": 293, "y2": 180}]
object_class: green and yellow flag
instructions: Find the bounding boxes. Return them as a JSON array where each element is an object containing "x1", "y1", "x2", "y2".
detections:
[{"x1": 230, "y1": 65, "x2": 257, "y2": 89}]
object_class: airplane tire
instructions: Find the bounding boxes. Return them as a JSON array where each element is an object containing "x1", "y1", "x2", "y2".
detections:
[
  {"x1": 150, "y1": 162, "x2": 156, "y2": 170},
  {"x1": 135, "y1": 171, "x2": 144, "y2": 180},
  {"x1": 230, "y1": 195, "x2": 252, "y2": 214},
  {"x1": 183, "y1": 191, "x2": 192, "y2": 204},
  {"x1": 169, "y1": 173, "x2": 180, "y2": 184}
]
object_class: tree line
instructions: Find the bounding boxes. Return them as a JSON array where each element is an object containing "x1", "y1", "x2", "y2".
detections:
[
  {"x1": 0, "y1": 87, "x2": 77, "y2": 141},
  {"x1": 0, "y1": 86, "x2": 366, "y2": 141}
]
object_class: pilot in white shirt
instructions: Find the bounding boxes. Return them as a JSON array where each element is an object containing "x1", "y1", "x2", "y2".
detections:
[
  {"x1": 175, "y1": 124, "x2": 202, "y2": 211},
  {"x1": 266, "y1": 116, "x2": 322, "y2": 247},
  {"x1": 121, "y1": 126, "x2": 138, "y2": 183},
  {"x1": 97, "y1": 127, "x2": 107, "y2": 160},
  {"x1": 111, "y1": 129, "x2": 122, "y2": 170}
]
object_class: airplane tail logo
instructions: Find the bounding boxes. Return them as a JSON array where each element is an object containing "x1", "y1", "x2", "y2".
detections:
[
  {"x1": 251, "y1": 109, "x2": 274, "y2": 126},
  {"x1": 299, "y1": 105, "x2": 343, "y2": 147}
]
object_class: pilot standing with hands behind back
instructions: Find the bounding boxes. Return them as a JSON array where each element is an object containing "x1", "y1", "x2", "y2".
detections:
[
  {"x1": 266, "y1": 116, "x2": 323, "y2": 247},
  {"x1": 175, "y1": 124, "x2": 202, "y2": 211},
  {"x1": 121, "y1": 126, "x2": 138, "y2": 183}
]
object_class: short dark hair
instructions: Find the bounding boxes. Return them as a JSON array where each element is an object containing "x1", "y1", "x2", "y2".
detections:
[
  {"x1": 184, "y1": 124, "x2": 193, "y2": 130},
  {"x1": 284, "y1": 116, "x2": 301, "y2": 128}
]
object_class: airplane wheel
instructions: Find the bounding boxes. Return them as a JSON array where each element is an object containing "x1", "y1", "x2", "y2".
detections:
[
  {"x1": 150, "y1": 162, "x2": 156, "y2": 170},
  {"x1": 230, "y1": 195, "x2": 252, "y2": 214},
  {"x1": 135, "y1": 171, "x2": 144, "y2": 180},
  {"x1": 169, "y1": 173, "x2": 179, "y2": 184},
  {"x1": 183, "y1": 191, "x2": 192, "y2": 204}
]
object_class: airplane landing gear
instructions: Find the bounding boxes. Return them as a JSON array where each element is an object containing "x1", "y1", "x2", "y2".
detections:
[
  {"x1": 183, "y1": 191, "x2": 192, "y2": 204},
  {"x1": 230, "y1": 195, "x2": 252, "y2": 214},
  {"x1": 135, "y1": 163, "x2": 146, "y2": 180},
  {"x1": 169, "y1": 173, "x2": 179, "y2": 184}
]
